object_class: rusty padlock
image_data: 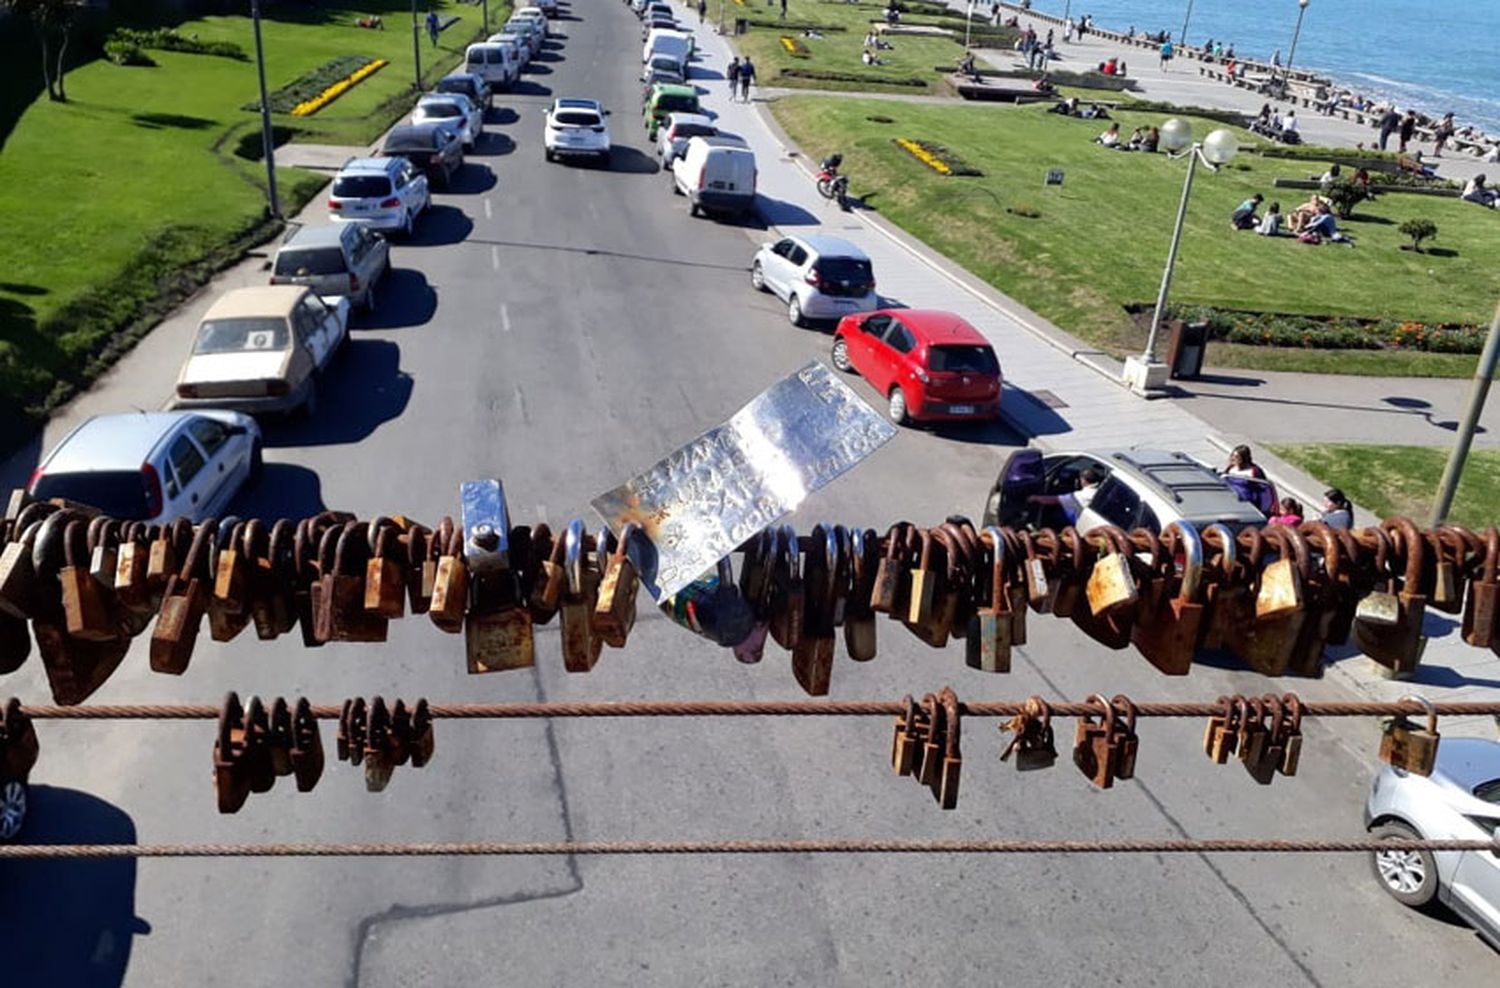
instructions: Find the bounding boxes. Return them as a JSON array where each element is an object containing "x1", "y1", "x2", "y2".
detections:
[
  {"x1": 150, "y1": 520, "x2": 214, "y2": 675},
  {"x1": 936, "y1": 687, "x2": 963, "y2": 809},
  {"x1": 594, "y1": 523, "x2": 642, "y2": 648},
  {"x1": 1379, "y1": 695, "x2": 1440, "y2": 777},
  {"x1": 966, "y1": 526, "x2": 1014, "y2": 673},
  {"x1": 289, "y1": 697, "x2": 325, "y2": 792},
  {"x1": 843, "y1": 526, "x2": 878, "y2": 661},
  {"x1": 326, "y1": 522, "x2": 388, "y2": 643},
  {"x1": 364, "y1": 520, "x2": 408, "y2": 619},
  {"x1": 1073, "y1": 693, "x2": 1119, "y2": 789},
  {"x1": 214, "y1": 691, "x2": 253, "y2": 814},
  {"x1": 206, "y1": 519, "x2": 252, "y2": 642},
  {"x1": 1130, "y1": 520, "x2": 1204, "y2": 676},
  {"x1": 1462, "y1": 528, "x2": 1500, "y2": 649},
  {"x1": 891, "y1": 694, "x2": 921, "y2": 777},
  {"x1": 429, "y1": 523, "x2": 470, "y2": 634},
  {"x1": 60, "y1": 519, "x2": 115, "y2": 641},
  {"x1": 363, "y1": 696, "x2": 396, "y2": 792}
]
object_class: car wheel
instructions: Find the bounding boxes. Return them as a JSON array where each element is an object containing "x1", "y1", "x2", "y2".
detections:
[
  {"x1": 887, "y1": 387, "x2": 909, "y2": 425},
  {"x1": 248, "y1": 440, "x2": 266, "y2": 484},
  {"x1": 831, "y1": 338, "x2": 854, "y2": 373},
  {"x1": 689, "y1": 203, "x2": 701, "y2": 218},
  {"x1": 545, "y1": 147, "x2": 555, "y2": 162},
  {"x1": 750, "y1": 261, "x2": 767, "y2": 292},
  {"x1": 1371, "y1": 821, "x2": 1440, "y2": 909},
  {"x1": 0, "y1": 778, "x2": 28, "y2": 843},
  {"x1": 787, "y1": 294, "x2": 805, "y2": 327}
]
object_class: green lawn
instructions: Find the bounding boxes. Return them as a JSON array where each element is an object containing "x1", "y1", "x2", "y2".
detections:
[
  {"x1": 731, "y1": 0, "x2": 999, "y2": 93},
  {"x1": 0, "y1": 0, "x2": 498, "y2": 440},
  {"x1": 1267, "y1": 443, "x2": 1500, "y2": 528},
  {"x1": 768, "y1": 95, "x2": 1500, "y2": 368}
]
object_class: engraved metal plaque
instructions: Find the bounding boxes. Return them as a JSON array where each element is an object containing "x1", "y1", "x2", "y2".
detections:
[{"x1": 591, "y1": 362, "x2": 897, "y2": 601}]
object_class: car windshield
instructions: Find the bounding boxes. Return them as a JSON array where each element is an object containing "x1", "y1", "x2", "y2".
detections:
[
  {"x1": 656, "y1": 94, "x2": 698, "y2": 113},
  {"x1": 331, "y1": 174, "x2": 390, "y2": 198},
  {"x1": 32, "y1": 471, "x2": 150, "y2": 519},
  {"x1": 274, "y1": 248, "x2": 345, "y2": 277},
  {"x1": 193, "y1": 317, "x2": 290, "y2": 355},
  {"x1": 554, "y1": 111, "x2": 600, "y2": 127},
  {"x1": 419, "y1": 102, "x2": 462, "y2": 118},
  {"x1": 815, "y1": 257, "x2": 873, "y2": 283},
  {"x1": 928, "y1": 345, "x2": 1000, "y2": 375},
  {"x1": 436, "y1": 79, "x2": 474, "y2": 96}
]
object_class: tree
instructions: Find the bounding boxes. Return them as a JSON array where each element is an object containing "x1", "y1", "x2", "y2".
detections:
[
  {"x1": 1399, "y1": 217, "x2": 1438, "y2": 253},
  {"x1": 2, "y1": 0, "x2": 87, "y2": 102},
  {"x1": 1324, "y1": 177, "x2": 1366, "y2": 219}
]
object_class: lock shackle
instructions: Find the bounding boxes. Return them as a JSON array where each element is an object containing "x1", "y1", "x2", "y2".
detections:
[
  {"x1": 1263, "y1": 524, "x2": 1310, "y2": 579},
  {"x1": 911, "y1": 527, "x2": 938, "y2": 572},
  {"x1": 179, "y1": 518, "x2": 218, "y2": 583},
  {"x1": 921, "y1": 692, "x2": 943, "y2": 743},
  {"x1": 980, "y1": 526, "x2": 1008, "y2": 611},
  {"x1": 367, "y1": 516, "x2": 401, "y2": 553},
  {"x1": 564, "y1": 519, "x2": 586, "y2": 594},
  {"x1": 1022, "y1": 694, "x2": 1052, "y2": 731},
  {"x1": 1399, "y1": 694, "x2": 1438, "y2": 733},
  {"x1": 613, "y1": 522, "x2": 642, "y2": 569},
  {"x1": 87, "y1": 515, "x2": 118, "y2": 552},
  {"x1": 1362, "y1": 526, "x2": 1396, "y2": 590},
  {"x1": 62, "y1": 518, "x2": 91, "y2": 570},
  {"x1": 371, "y1": 523, "x2": 400, "y2": 562},
  {"x1": 1299, "y1": 521, "x2": 1342, "y2": 580},
  {"x1": 1436, "y1": 525, "x2": 1478, "y2": 580},
  {"x1": 11, "y1": 499, "x2": 59, "y2": 534},
  {"x1": 1282, "y1": 693, "x2": 1303, "y2": 733},
  {"x1": 930, "y1": 527, "x2": 962, "y2": 586},
  {"x1": 30, "y1": 507, "x2": 87, "y2": 576},
  {"x1": 812, "y1": 523, "x2": 839, "y2": 599},
  {"x1": 881, "y1": 523, "x2": 909, "y2": 566},
  {"x1": 900, "y1": 693, "x2": 918, "y2": 734},
  {"x1": 1484, "y1": 529, "x2": 1500, "y2": 584},
  {"x1": 940, "y1": 686, "x2": 961, "y2": 753},
  {"x1": 1083, "y1": 692, "x2": 1115, "y2": 734},
  {"x1": 938, "y1": 522, "x2": 977, "y2": 589},
  {"x1": 1109, "y1": 694, "x2": 1137, "y2": 735},
  {"x1": 268, "y1": 519, "x2": 296, "y2": 577},
  {"x1": 1259, "y1": 693, "x2": 1286, "y2": 739},
  {"x1": 1383, "y1": 517, "x2": 1427, "y2": 590},
  {"x1": 848, "y1": 526, "x2": 867, "y2": 592},
  {"x1": 1212, "y1": 694, "x2": 1237, "y2": 733},
  {"x1": 1231, "y1": 695, "x2": 1256, "y2": 737},
  {"x1": 1202, "y1": 522, "x2": 1238, "y2": 579},
  {"x1": 211, "y1": 515, "x2": 242, "y2": 566},
  {"x1": 1163, "y1": 521, "x2": 1203, "y2": 601},
  {"x1": 334, "y1": 521, "x2": 372, "y2": 577},
  {"x1": 241, "y1": 519, "x2": 267, "y2": 560},
  {"x1": 779, "y1": 524, "x2": 800, "y2": 581}
]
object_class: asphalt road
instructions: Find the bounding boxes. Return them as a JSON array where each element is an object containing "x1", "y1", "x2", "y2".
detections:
[{"x1": 3, "y1": 1, "x2": 1497, "y2": 984}]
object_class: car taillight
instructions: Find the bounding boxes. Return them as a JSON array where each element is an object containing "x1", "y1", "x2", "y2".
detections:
[
  {"x1": 26, "y1": 465, "x2": 43, "y2": 492},
  {"x1": 176, "y1": 384, "x2": 200, "y2": 399},
  {"x1": 142, "y1": 463, "x2": 163, "y2": 518},
  {"x1": 349, "y1": 273, "x2": 361, "y2": 292},
  {"x1": 697, "y1": 166, "x2": 706, "y2": 190},
  {"x1": 265, "y1": 379, "x2": 291, "y2": 396},
  {"x1": 805, "y1": 269, "x2": 821, "y2": 287},
  {"x1": 379, "y1": 197, "x2": 401, "y2": 208},
  {"x1": 328, "y1": 199, "x2": 342, "y2": 210},
  {"x1": 912, "y1": 367, "x2": 930, "y2": 384}
]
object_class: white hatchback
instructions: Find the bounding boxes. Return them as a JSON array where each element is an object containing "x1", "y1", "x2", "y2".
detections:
[
  {"x1": 413, "y1": 93, "x2": 482, "y2": 150},
  {"x1": 327, "y1": 157, "x2": 430, "y2": 237},
  {"x1": 544, "y1": 98, "x2": 611, "y2": 163}
]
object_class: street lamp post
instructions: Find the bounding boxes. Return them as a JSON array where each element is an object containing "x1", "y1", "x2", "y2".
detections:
[
  {"x1": 411, "y1": 0, "x2": 423, "y2": 91},
  {"x1": 1179, "y1": 0, "x2": 1193, "y2": 46},
  {"x1": 250, "y1": 0, "x2": 280, "y2": 219},
  {"x1": 1283, "y1": 0, "x2": 1309, "y2": 91},
  {"x1": 1431, "y1": 302, "x2": 1500, "y2": 525},
  {"x1": 1122, "y1": 119, "x2": 1239, "y2": 395},
  {"x1": 483, "y1": 0, "x2": 489, "y2": 33}
]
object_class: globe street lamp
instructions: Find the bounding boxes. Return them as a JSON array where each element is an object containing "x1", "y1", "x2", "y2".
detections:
[
  {"x1": 1283, "y1": 0, "x2": 1310, "y2": 91},
  {"x1": 1122, "y1": 120, "x2": 1239, "y2": 395}
]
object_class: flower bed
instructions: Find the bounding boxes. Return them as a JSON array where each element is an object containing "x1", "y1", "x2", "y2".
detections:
[
  {"x1": 108, "y1": 27, "x2": 248, "y2": 61},
  {"x1": 777, "y1": 68, "x2": 928, "y2": 88},
  {"x1": 248, "y1": 54, "x2": 374, "y2": 115},
  {"x1": 290, "y1": 58, "x2": 388, "y2": 117},
  {"x1": 895, "y1": 138, "x2": 983, "y2": 176},
  {"x1": 1164, "y1": 304, "x2": 1488, "y2": 354},
  {"x1": 780, "y1": 36, "x2": 810, "y2": 57}
]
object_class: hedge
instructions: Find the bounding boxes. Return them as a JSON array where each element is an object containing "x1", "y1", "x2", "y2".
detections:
[
  {"x1": 108, "y1": 27, "x2": 247, "y2": 61},
  {"x1": 1116, "y1": 100, "x2": 1252, "y2": 128},
  {"x1": 777, "y1": 67, "x2": 929, "y2": 87},
  {"x1": 1166, "y1": 305, "x2": 1488, "y2": 354}
]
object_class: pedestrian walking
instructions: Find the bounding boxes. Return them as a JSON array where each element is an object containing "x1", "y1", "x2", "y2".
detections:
[
  {"x1": 1377, "y1": 107, "x2": 1400, "y2": 150},
  {"x1": 1159, "y1": 39, "x2": 1173, "y2": 70},
  {"x1": 697, "y1": 0, "x2": 707, "y2": 22},
  {"x1": 1434, "y1": 112, "x2": 1455, "y2": 156},
  {"x1": 739, "y1": 56, "x2": 755, "y2": 102},
  {"x1": 1063, "y1": 17, "x2": 1074, "y2": 42},
  {"x1": 779, "y1": 0, "x2": 787, "y2": 19},
  {"x1": 1399, "y1": 110, "x2": 1417, "y2": 153},
  {"x1": 727, "y1": 57, "x2": 741, "y2": 99},
  {"x1": 425, "y1": 8, "x2": 440, "y2": 46}
]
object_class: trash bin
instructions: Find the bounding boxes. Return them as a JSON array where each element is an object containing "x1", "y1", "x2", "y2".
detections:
[
  {"x1": 734, "y1": 16, "x2": 748, "y2": 34},
  {"x1": 1167, "y1": 320, "x2": 1208, "y2": 379}
]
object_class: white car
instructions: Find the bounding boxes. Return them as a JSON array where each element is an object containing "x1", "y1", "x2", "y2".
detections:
[
  {"x1": 657, "y1": 111, "x2": 717, "y2": 165},
  {"x1": 28, "y1": 411, "x2": 262, "y2": 523},
  {"x1": 327, "y1": 156, "x2": 430, "y2": 237},
  {"x1": 544, "y1": 98, "x2": 611, "y2": 164},
  {"x1": 486, "y1": 31, "x2": 530, "y2": 68},
  {"x1": 535, "y1": 0, "x2": 558, "y2": 14},
  {"x1": 750, "y1": 234, "x2": 878, "y2": 326},
  {"x1": 413, "y1": 93, "x2": 482, "y2": 150},
  {"x1": 172, "y1": 286, "x2": 348, "y2": 417}
]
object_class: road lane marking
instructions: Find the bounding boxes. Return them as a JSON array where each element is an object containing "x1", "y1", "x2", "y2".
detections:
[
  {"x1": 484, "y1": 198, "x2": 493, "y2": 220},
  {"x1": 491, "y1": 245, "x2": 500, "y2": 271},
  {"x1": 500, "y1": 303, "x2": 512, "y2": 333}
]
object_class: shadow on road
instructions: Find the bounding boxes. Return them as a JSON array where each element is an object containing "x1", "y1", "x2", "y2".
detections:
[
  {"x1": 532, "y1": 50, "x2": 565, "y2": 63},
  {"x1": 512, "y1": 79, "x2": 554, "y2": 98},
  {"x1": 356, "y1": 269, "x2": 438, "y2": 330},
  {"x1": 408, "y1": 205, "x2": 474, "y2": 247},
  {"x1": 925, "y1": 417, "x2": 1028, "y2": 447},
  {"x1": 603, "y1": 146, "x2": 661, "y2": 174},
  {"x1": 261, "y1": 339, "x2": 413, "y2": 449},
  {"x1": 473, "y1": 131, "x2": 516, "y2": 157},
  {"x1": 485, "y1": 106, "x2": 519, "y2": 126},
  {"x1": 756, "y1": 196, "x2": 820, "y2": 227},
  {"x1": 523, "y1": 62, "x2": 554, "y2": 76},
  {"x1": 231, "y1": 462, "x2": 331, "y2": 519},
  {"x1": 445, "y1": 163, "x2": 496, "y2": 195},
  {"x1": 997, "y1": 382, "x2": 1074, "y2": 437},
  {"x1": 2, "y1": 786, "x2": 147, "y2": 988}
]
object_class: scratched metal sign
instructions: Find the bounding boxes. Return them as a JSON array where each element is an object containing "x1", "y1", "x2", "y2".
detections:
[{"x1": 591, "y1": 362, "x2": 897, "y2": 601}]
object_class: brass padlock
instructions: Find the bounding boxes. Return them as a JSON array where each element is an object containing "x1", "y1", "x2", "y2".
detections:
[
  {"x1": 594, "y1": 523, "x2": 642, "y2": 648},
  {"x1": 1085, "y1": 532, "x2": 1138, "y2": 618},
  {"x1": 936, "y1": 687, "x2": 963, "y2": 809},
  {"x1": 465, "y1": 522, "x2": 536, "y2": 674},
  {"x1": 1255, "y1": 540, "x2": 1304, "y2": 619},
  {"x1": 903, "y1": 529, "x2": 950, "y2": 647},
  {"x1": 1246, "y1": 694, "x2": 1287, "y2": 785},
  {"x1": 429, "y1": 524, "x2": 469, "y2": 634},
  {"x1": 60, "y1": 519, "x2": 115, "y2": 641},
  {"x1": 1461, "y1": 528, "x2": 1500, "y2": 649},
  {"x1": 337, "y1": 697, "x2": 368, "y2": 765},
  {"x1": 1379, "y1": 695, "x2": 1440, "y2": 777},
  {"x1": 1355, "y1": 520, "x2": 1429, "y2": 676},
  {"x1": 1006, "y1": 697, "x2": 1059, "y2": 771},
  {"x1": 1278, "y1": 693, "x2": 1304, "y2": 777},
  {"x1": 1130, "y1": 520, "x2": 1204, "y2": 676},
  {"x1": 916, "y1": 693, "x2": 944, "y2": 788},
  {"x1": 364, "y1": 522, "x2": 408, "y2": 619},
  {"x1": 404, "y1": 523, "x2": 433, "y2": 616},
  {"x1": 206, "y1": 519, "x2": 252, "y2": 643},
  {"x1": 0, "y1": 512, "x2": 52, "y2": 620},
  {"x1": 408, "y1": 699, "x2": 435, "y2": 768},
  {"x1": 891, "y1": 694, "x2": 920, "y2": 777},
  {"x1": 1427, "y1": 528, "x2": 1463, "y2": 614},
  {"x1": 1072, "y1": 693, "x2": 1118, "y2": 789},
  {"x1": 559, "y1": 520, "x2": 603, "y2": 672},
  {"x1": 1203, "y1": 696, "x2": 1238, "y2": 765},
  {"x1": 1109, "y1": 694, "x2": 1139, "y2": 780},
  {"x1": 241, "y1": 696, "x2": 275, "y2": 795},
  {"x1": 327, "y1": 522, "x2": 387, "y2": 643},
  {"x1": 966, "y1": 526, "x2": 1013, "y2": 673},
  {"x1": 1235, "y1": 696, "x2": 1268, "y2": 776},
  {"x1": 1020, "y1": 530, "x2": 1053, "y2": 612},
  {"x1": 869, "y1": 523, "x2": 909, "y2": 616}
]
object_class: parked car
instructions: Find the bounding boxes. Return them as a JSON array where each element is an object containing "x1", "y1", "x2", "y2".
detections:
[
  {"x1": 535, "y1": 0, "x2": 558, "y2": 15},
  {"x1": 643, "y1": 83, "x2": 699, "y2": 140},
  {"x1": 270, "y1": 222, "x2": 389, "y2": 312},
  {"x1": 512, "y1": 7, "x2": 549, "y2": 34},
  {"x1": 641, "y1": 53, "x2": 687, "y2": 86},
  {"x1": 380, "y1": 122, "x2": 463, "y2": 189},
  {"x1": 638, "y1": 1, "x2": 673, "y2": 20},
  {"x1": 485, "y1": 31, "x2": 530, "y2": 68},
  {"x1": 435, "y1": 70, "x2": 493, "y2": 109},
  {"x1": 982, "y1": 448, "x2": 1270, "y2": 535},
  {"x1": 543, "y1": 97, "x2": 611, "y2": 163},
  {"x1": 413, "y1": 92, "x2": 482, "y2": 150},
  {"x1": 171, "y1": 286, "x2": 348, "y2": 417},
  {"x1": 642, "y1": 14, "x2": 678, "y2": 40},
  {"x1": 28, "y1": 411, "x2": 262, "y2": 523},
  {"x1": 831, "y1": 309, "x2": 1001, "y2": 425},
  {"x1": 503, "y1": 17, "x2": 544, "y2": 55},
  {"x1": 750, "y1": 234, "x2": 878, "y2": 327},
  {"x1": 671, "y1": 135, "x2": 756, "y2": 218},
  {"x1": 642, "y1": 29, "x2": 693, "y2": 75},
  {"x1": 657, "y1": 111, "x2": 717, "y2": 165},
  {"x1": 1366, "y1": 736, "x2": 1500, "y2": 950},
  {"x1": 327, "y1": 156, "x2": 430, "y2": 237}
]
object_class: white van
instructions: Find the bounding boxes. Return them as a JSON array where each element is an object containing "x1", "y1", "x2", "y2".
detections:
[
  {"x1": 642, "y1": 29, "x2": 693, "y2": 71},
  {"x1": 672, "y1": 136, "x2": 757, "y2": 217},
  {"x1": 486, "y1": 31, "x2": 530, "y2": 67},
  {"x1": 465, "y1": 42, "x2": 520, "y2": 90}
]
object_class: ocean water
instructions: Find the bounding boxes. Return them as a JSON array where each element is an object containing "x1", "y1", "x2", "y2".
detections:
[{"x1": 1028, "y1": 0, "x2": 1500, "y2": 134}]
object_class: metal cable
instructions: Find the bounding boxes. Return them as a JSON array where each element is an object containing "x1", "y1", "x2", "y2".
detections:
[
  {"x1": 0, "y1": 837, "x2": 1496, "y2": 859},
  {"x1": 17, "y1": 699, "x2": 1500, "y2": 720}
]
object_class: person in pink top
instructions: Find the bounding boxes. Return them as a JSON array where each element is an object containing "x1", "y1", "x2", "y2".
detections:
[{"x1": 1268, "y1": 498, "x2": 1304, "y2": 526}]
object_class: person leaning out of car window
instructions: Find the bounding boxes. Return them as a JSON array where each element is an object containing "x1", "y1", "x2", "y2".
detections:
[
  {"x1": 1028, "y1": 467, "x2": 1103, "y2": 524},
  {"x1": 1222, "y1": 444, "x2": 1266, "y2": 480}
]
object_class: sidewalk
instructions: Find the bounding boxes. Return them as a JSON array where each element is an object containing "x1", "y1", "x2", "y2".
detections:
[{"x1": 682, "y1": 8, "x2": 1499, "y2": 730}]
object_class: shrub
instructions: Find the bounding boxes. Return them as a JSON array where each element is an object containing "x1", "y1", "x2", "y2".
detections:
[
  {"x1": 1325, "y1": 177, "x2": 1366, "y2": 219},
  {"x1": 865, "y1": 115, "x2": 895, "y2": 124},
  {"x1": 745, "y1": 18, "x2": 847, "y2": 31},
  {"x1": 1116, "y1": 100, "x2": 1251, "y2": 128},
  {"x1": 1399, "y1": 217, "x2": 1439, "y2": 252},
  {"x1": 1256, "y1": 144, "x2": 1400, "y2": 163},
  {"x1": 1007, "y1": 203, "x2": 1041, "y2": 218},
  {"x1": 778, "y1": 68, "x2": 929, "y2": 88},
  {"x1": 104, "y1": 40, "x2": 155, "y2": 66},
  {"x1": 108, "y1": 27, "x2": 248, "y2": 61},
  {"x1": 1163, "y1": 304, "x2": 1483, "y2": 353},
  {"x1": 246, "y1": 55, "x2": 375, "y2": 114}
]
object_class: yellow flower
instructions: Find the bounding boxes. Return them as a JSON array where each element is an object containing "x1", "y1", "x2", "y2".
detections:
[{"x1": 291, "y1": 58, "x2": 388, "y2": 117}]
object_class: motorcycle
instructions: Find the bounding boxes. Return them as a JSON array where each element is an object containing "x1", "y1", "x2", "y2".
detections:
[{"x1": 815, "y1": 153, "x2": 851, "y2": 210}]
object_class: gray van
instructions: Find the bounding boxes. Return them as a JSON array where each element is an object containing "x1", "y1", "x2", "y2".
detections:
[{"x1": 270, "y1": 223, "x2": 390, "y2": 312}]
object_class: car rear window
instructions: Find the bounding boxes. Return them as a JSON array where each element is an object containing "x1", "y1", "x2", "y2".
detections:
[
  {"x1": 928, "y1": 345, "x2": 999, "y2": 375},
  {"x1": 1476, "y1": 778, "x2": 1500, "y2": 804},
  {"x1": 814, "y1": 257, "x2": 872, "y2": 283},
  {"x1": 437, "y1": 79, "x2": 475, "y2": 96},
  {"x1": 675, "y1": 123, "x2": 714, "y2": 139},
  {"x1": 554, "y1": 111, "x2": 600, "y2": 127},
  {"x1": 331, "y1": 174, "x2": 391, "y2": 198},
  {"x1": 274, "y1": 247, "x2": 346, "y2": 277},
  {"x1": 193, "y1": 317, "x2": 290, "y2": 355},
  {"x1": 656, "y1": 95, "x2": 699, "y2": 114},
  {"x1": 33, "y1": 470, "x2": 150, "y2": 519},
  {"x1": 385, "y1": 133, "x2": 439, "y2": 152},
  {"x1": 421, "y1": 101, "x2": 462, "y2": 118}
]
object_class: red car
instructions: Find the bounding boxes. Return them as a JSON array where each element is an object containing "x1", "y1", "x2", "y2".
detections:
[{"x1": 831, "y1": 309, "x2": 1003, "y2": 425}]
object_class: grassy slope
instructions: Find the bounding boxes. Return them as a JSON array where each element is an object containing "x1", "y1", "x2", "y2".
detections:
[
  {"x1": 1268, "y1": 444, "x2": 1500, "y2": 528},
  {"x1": 768, "y1": 95, "x2": 1500, "y2": 360}
]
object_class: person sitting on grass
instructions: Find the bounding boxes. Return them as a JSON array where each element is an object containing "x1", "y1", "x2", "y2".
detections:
[
  {"x1": 1317, "y1": 162, "x2": 1342, "y2": 192},
  {"x1": 1302, "y1": 202, "x2": 1353, "y2": 244},
  {"x1": 1256, "y1": 201, "x2": 1283, "y2": 236},
  {"x1": 1126, "y1": 126, "x2": 1146, "y2": 149},
  {"x1": 1032, "y1": 73, "x2": 1055, "y2": 94},
  {"x1": 958, "y1": 51, "x2": 979, "y2": 81},
  {"x1": 1230, "y1": 193, "x2": 1263, "y2": 230},
  {"x1": 1462, "y1": 174, "x2": 1499, "y2": 208},
  {"x1": 1139, "y1": 125, "x2": 1160, "y2": 152},
  {"x1": 1094, "y1": 122, "x2": 1121, "y2": 148},
  {"x1": 862, "y1": 47, "x2": 885, "y2": 66},
  {"x1": 1049, "y1": 96, "x2": 1080, "y2": 116}
]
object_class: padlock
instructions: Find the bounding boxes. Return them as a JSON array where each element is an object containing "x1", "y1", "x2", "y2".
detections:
[
  {"x1": 1379, "y1": 695, "x2": 1440, "y2": 777},
  {"x1": 242, "y1": 696, "x2": 275, "y2": 794},
  {"x1": 150, "y1": 520, "x2": 214, "y2": 675},
  {"x1": 791, "y1": 524, "x2": 839, "y2": 696},
  {"x1": 1234, "y1": 696, "x2": 1268, "y2": 776},
  {"x1": 1355, "y1": 519, "x2": 1429, "y2": 676},
  {"x1": 2, "y1": 489, "x2": 29, "y2": 524},
  {"x1": 594, "y1": 523, "x2": 642, "y2": 648},
  {"x1": 404, "y1": 523, "x2": 433, "y2": 615},
  {"x1": 559, "y1": 520, "x2": 603, "y2": 672},
  {"x1": 869, "y1": 522, "x2": 909, "y2": 616},
  {"x1": 337, "y1": 697, "x2": 368, "y2": 765},
  {"x1": 0, "y1": 697, "x2": 40, "y2": 782},
  {"x1": 206, "y1": 519, "x2": 252, "y2": 642},
  {"x1": 60, "y1": 519, "x2": 115, "y2": 641},
  {"x1": 1278, "y1": 693, "x2": 1304, "y2": 777},
  {"x1": 528, "y1": 524, "x2": 565, "y2": 625},
  {"x1": 903, "y1": 529, "x2": 952, "y2": 648},
  {"x1": 291, "y1": 518, "x2": 327, "y2": 648},
  {"x1": 843, "y1": 526, "x2": 878, "y2": 661},
  {"x1": 1203, "y1": 696, "x2": 1238, "y2": 764},
  {"x1": 966, "y1": 527, "x2": 1013, "y2": 673},
  {"x1": 1085, "y1": 529, "x2": 1138, "y2": 618},
  {"x1": 999, "y1": 695, "x2": 1058, "y2": 771},
  {"x1": 1069, "y1": 527, "x2": 1133, "y2": 650},
  {"x1": 936, "y1": 687, "x2": 963, "y2": 809},
  {"x1": 916, "y1": 693, "x2": 944, "y2": 789},
  {"x1": 1284, "y1": 521, "x2": 1343, "y2": 678},
  {"x1": 1246, "y1": 694, "x2": 1287, "y2": 785},
  {"x1": 1048, "y1": 527, "x2": 1084, "y2": 620},
  {"x1": 214, "y1": 691, "x2": 252, "y2": 814},
  {"x1": 0, "y1": 512, "x2": 52, "y2": 620},
  {"x1": 113, "y1": 522, "x2": 152, "y2": 615},
  {"x1": 891, "y1": 694, "x2": 920, "y2": 777},
  {"x1": 1109, "y1": 694, "x2": 1140, "y2": 780},
  {"x1": 1427, "y1": 527, "x2": 1464, "y2": 614},
  {"x1": 146, "y1": 519, "x2": 188, "y2": 601},
  {"x1": 767, "y1": 525, "x2": 804, "y2": 652},
  {"x1": 1020, "y1": 530, "x2": 1053, "y2": 613},
  {"x1": 1198, "y1": 523, "x2": 1247, "y2": 651},
  {"x1": 936, "y1": 523, "x2": 976, "y2": 642},
  {"x1": 326, "y1": 522, "x2": 387, "y2": 643},
  {"x1": 289, "y1": 697, "x2": 325, "y2": 792},
  {"x1": 364, "y1": 522, "x2": 408, "y2": 619},
  {"x1": 1072, "y1": 693, "x2": 1118, "y2": 789},
  {"x1": 738, "y1": 528, "x2": 774, "y2": 614},
  {"x1": 265, "y1": 697, "x2": 294, "y2": 779},
  {"x1": 408, "y1": 699, "x2": 435, "y2": 768},
  {"x1": 1234, "y1": 528, "x2": 1308, "y2": 677},
  {"x1": 87, "y1": 516, "x2": 120, "y2": 594},
  {"x1": 387, "y1": 699, "x2": 414, "y2": 768},
  {"x1": 363, "y1": 696, "x2": 396, "y2": 792},
  {"x1": 462, "y1": 493, "x2": 536, "y2": 673},
  {"x1": 1255, "y1": 530, "x2": 1304, "y2": 619},
  {"x1": 1130, "y1": 520, "x2": 1205, "y2": 676},
  {"x1": 1462, "y1": 528, "x2": 1500, "y2": 649},
  {"x1": 429, "y1": 524, "x2": 469, "y2": 635}
]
